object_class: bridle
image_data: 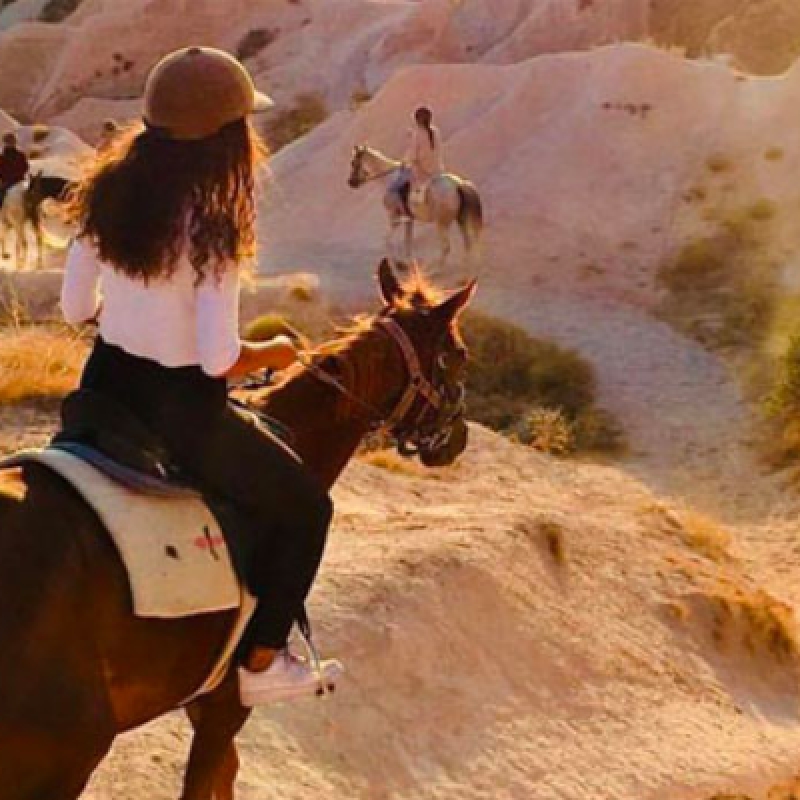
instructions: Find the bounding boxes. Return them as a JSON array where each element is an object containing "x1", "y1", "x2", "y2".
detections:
[{"x1": 301, "y1": 316, "x2": 466, "y2": 456}]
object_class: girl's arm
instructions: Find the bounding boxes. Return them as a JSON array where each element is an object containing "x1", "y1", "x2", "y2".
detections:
[
  {"x1": 195, "y1": 266, "x2": 298, "y2": 379},
  {"x1": 61, "y1": 238, "x2": 102, "y2": 325}
]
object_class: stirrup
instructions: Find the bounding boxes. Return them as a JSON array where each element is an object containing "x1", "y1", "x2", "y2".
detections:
[{"x1": 296, "y1": 610, "x2": 334, "y2": 697}]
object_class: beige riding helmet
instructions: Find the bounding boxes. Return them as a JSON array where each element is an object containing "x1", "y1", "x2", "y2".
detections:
[{"x1": 144, "y1": 46, "x2": 273, "y2": 141}]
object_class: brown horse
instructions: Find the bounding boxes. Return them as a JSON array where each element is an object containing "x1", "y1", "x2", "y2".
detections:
[{"x1": 0, "y1": 260, "x2": 475, "y2": 799}]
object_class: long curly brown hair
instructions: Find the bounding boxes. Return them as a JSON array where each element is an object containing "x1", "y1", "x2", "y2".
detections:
[{"x1": 67, "y1": 117, "x2": 267, "y2": 283}]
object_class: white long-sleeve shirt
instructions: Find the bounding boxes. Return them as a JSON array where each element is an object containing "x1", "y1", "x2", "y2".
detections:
[
  {"x1": 61, "y1": 237, "x2": 243, "y2": 377},
  {"x1": 403, "y1": 125, "x2": 444, "y2": 183}
]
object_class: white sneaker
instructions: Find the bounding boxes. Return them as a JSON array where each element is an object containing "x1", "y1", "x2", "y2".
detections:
[{"x1": 238, "y1": 649, "x2": 343, "y2": 707}]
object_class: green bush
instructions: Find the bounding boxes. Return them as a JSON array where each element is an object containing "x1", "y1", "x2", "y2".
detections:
[
  {"x1": 460, "y1": 311, "x2": 622, "y2": 455},
  {"x1": 244, "y1": 313, "x2": 309, "y2": 347}
]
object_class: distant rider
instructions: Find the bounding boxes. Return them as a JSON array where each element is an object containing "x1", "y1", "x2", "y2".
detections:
[
  {"x1": 0, "y1": 132, "x2": 29, "y2": 209},
  {"x1": 389, "y1": 106, "x2": 445, "y2": 218},
  {"x1": 405, "y1": 106, "x2": 444, "y2": 203}
]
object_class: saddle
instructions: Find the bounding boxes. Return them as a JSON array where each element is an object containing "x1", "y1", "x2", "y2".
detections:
[{"x1": 53, "y1": 389, "x2": 190, "y2": 495}]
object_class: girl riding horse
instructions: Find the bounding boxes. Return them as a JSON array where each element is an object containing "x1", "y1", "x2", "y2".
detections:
[{"x1": 62, "y1": 46, "x2": 341, "y2": 706}]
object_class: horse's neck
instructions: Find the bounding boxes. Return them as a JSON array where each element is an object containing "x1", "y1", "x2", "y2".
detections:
[
  {"x1": 367, "y1": 149, "x2": 401, "y2": 176},
  {"x1": 252, "y1": 333, "x2": 404, "y2": 489}
]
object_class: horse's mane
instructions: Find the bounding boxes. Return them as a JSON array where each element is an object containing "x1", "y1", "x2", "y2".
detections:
[{"x1": 258, "y1": 267, "x2": 443, "y2": 421}]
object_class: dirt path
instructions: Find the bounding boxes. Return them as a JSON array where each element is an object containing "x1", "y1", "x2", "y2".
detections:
[{"x1": 479, "y1": 287, "x2": 787, "y2": 520}]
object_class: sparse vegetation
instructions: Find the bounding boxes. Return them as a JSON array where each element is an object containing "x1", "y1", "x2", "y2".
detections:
[
  {"x1": 677, "y1": 510, "x2": 732, "y2": 562},
  {"x1": 349, "y1": 87, "x2": 372, "y2": 110},
  {"x1": 539, "y1": 519, "x2": 567, "y2": 565},
  {"x1": 236, "y1": 28, "x2": 277, "y2": 62},
  {"x1": 747, "y1": 198, "x2": 776, "y2": 222},
  {"x1": 525, "y1": 408, "x2": 573, "y2": 455},
  {"x1": 39, "y1": 0, "x2": 83, "y2": 23},
  {"x1": 657, "y1": 197, "x2": 777, "y2": 351},
  {"x1": 0, "y1": 325, "x2": 86, "y2": 404},
  {"x1": 263, "y1": 93, "x2": 329, "y2": 152},
  {"x1": 361, "y1": 449, "x2": 426, "y2": 476},
  {"x1": 461, "y1": 311, "x2": 624, "y2": 455},
  {"x1": 765, "y1": 146, "x2": 784, "y2": 162},
  {"x1": 764, "y1": 333, "x2": 800, "y2": 467},
  {"x1": 703, "y1": 585, "x2": 798, "y2": 662},
  {"x1": 706, "y1": 154, "x2": 734, "y2": 174}
]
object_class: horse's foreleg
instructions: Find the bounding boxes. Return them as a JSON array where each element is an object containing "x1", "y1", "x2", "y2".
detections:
[
  {"x1": 182, "y1": 679, "x2": 250, "y2": 800},
  {"x1": 1, "y1": 221, "x2": 10, "y2": 261},
  {"x1": 15, "y1": 224, "x2": 27, "y2": 271}
]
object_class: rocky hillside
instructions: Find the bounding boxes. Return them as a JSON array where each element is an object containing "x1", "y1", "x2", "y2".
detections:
[{"x1": 1, "y1": 0, "x2": 800, "y2": 144}]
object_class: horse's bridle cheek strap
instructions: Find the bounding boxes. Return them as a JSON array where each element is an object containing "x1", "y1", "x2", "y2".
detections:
[{"x1": 377, "y1": 318, "x2": 442, "y2": 433}]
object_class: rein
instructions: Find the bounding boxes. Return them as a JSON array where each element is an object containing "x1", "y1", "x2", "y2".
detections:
[{"x1": 300, "y1": 318, "x2": 443, "y2": 436}]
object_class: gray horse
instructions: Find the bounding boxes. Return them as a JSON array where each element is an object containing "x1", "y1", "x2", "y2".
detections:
[{"x1": 348, "y1": 144, "x2": 483, "y2": 272}]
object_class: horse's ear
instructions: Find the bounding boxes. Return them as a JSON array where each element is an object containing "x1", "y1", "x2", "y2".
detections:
[
  {"x1": 377, "y1": 258, "x2": 403, "y2": 306},
  {"x1": 433, "y1": 279, "x2": 477, "y2": 322}
]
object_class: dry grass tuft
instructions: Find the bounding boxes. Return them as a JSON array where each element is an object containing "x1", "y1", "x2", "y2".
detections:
[
  {"x1": 360, "y1": 450, "x2": 426, "y2": 477},
  {"x1": 704, "y1": 585, "x2": 798, "y2": 662},
  {"x1": 0, "y1": 325, "x2": 86, "y2": 404},
  {"x1": 538, "y1": 519, "x2": 567, "y2": 566},
  {"x1": 677, "y1": 511, "x2": 732, "y2": 562},
  {"x1": 706, "y1": 154, "x2": 734, "y2": 174},
  {"x1": 526, "y1": 408, "x2": 573, "y2": 456}
]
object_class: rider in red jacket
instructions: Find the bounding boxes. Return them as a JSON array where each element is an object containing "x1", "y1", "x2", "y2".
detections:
[{"x1": 0, "y1": 132, "x2": 30, "y2": 207}]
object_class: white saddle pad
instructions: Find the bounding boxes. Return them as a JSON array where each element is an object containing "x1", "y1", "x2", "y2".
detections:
[{"x1": 18, "y1": 448, "x2": 241, "y2": 619}]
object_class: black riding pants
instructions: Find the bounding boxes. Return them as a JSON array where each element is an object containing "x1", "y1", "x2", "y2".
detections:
[{"x1": 80, "y1": 338, "x2": 333, "y2": 650}]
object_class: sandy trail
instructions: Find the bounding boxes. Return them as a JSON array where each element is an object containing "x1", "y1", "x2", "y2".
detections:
[{"x1": 479, "y1": 287, "x2": 771, "y2": 519}]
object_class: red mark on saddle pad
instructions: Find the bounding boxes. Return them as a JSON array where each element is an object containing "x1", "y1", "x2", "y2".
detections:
[{"x1": 195, "y1": 526, "x2": 224, "y2": 561}]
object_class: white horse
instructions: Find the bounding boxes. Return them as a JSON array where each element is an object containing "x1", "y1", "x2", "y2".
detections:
[
  {"x1": 0, "y1": 183, "x2": 31, "y2": 269},
  {"x1": 348, "y1": 144, "x2": 483, "y2": 272},
  {"x1": 0, "y1": 174, "x2": 76, "y2": 270}
]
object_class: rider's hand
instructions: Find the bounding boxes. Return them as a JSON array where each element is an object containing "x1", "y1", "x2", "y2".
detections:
[{"x1": 262, "y1": 335, "x2": 298, "y2": 371}]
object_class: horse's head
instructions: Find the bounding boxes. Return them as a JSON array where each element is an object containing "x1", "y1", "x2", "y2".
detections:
[
  {"x1": 348, "y1": 144, "x2": 369, "y2": 189},
  {"x1": 370, "y1": 258, "x2": 476, "y2": 467}
]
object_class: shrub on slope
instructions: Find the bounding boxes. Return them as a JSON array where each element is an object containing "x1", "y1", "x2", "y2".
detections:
[{"x1": 461, "y1": 311, "x2": 623, "y2": 455}]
